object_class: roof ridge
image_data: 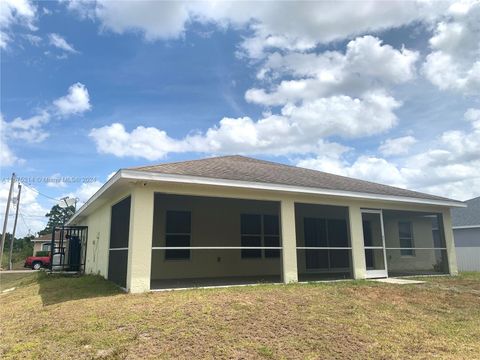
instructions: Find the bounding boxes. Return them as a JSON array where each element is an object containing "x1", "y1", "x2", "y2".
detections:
[{"x1": 466, "y1": 196, "x2": 480, "y2": 202}]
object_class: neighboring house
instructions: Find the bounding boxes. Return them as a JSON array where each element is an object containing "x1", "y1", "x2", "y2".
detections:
[
  {"x1": 68, "y1": 156, "x2": 464, "y2": 293},
  {"x1": 32, "y1": 231, "x2": 68, "y2": 255},
  {"x1": 452, "y1": 197, "x2": 480, "y2": 271}
]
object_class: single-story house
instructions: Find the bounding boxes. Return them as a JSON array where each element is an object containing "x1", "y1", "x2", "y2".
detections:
[
  {"x1": 452, "y1": 196, "x2": 480, "y2": 271},
  {"x1": 32, "y1": 231, "x2": 66, "y2": 255},
  {"x1": 68, "y1": 155, "x2": 464, "y2": 293}
]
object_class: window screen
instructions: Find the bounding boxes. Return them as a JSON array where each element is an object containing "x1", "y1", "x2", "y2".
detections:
[
  {"x1": 264, "y1": 215, "x2": 280, "y2": 258},
  {"x1": 165, "y1": 211, "x2": 191, "y2": 260},
  {"x1": 241, "y1": 214, "x2": 280, "y2": 258},
  {"x1": 398, "y1": 221, "x2": 414, "y2": 256},
  {"x1": 241, "y1": 214, "x2": 262, "y2": 258}
]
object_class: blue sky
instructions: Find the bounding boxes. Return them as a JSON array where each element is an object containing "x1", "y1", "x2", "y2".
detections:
[{"x1": 1, "y1": 1, "x2": 479, "y2": 236}]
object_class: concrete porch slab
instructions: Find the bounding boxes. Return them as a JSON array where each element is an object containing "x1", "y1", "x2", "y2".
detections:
[{"x1": 373, "y1": 278, "x2": 425, "y2": 285}]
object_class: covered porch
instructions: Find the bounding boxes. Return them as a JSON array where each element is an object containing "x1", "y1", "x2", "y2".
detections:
[{"x1": 109, "y1": 186, "x2": 458, "y2": 293}]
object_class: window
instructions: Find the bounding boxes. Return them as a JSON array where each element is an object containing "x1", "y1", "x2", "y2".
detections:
[
  {"x1": 398, "y1": 221, "x2": 415, "y2": 256},
  {"x1": 42, "y1": 243, "x2": 51, "y2": 252},
  {"x1": 264, "y1": 215, "x2": 280, "y2": 258},
  {"x1": 241, "y1": 214, "x2": 280, "y2": 259},
  {"x1": 165, "y1": 211, "x2": 191, "y2": 260},
  {"x1": 304, "y1": 217, "x2": 350, "y2": 269}
]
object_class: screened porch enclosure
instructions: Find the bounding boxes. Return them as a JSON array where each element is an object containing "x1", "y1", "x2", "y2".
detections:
[
  {"x1": 150, "y1": 193, "x2": 283, "y2": 289},
  {"x1": 382, "y1": 210, "x2": 449, "y2": 276},
  {"x1": 295, "y1": 203, "x2": 353, "y2": 281},
  {"x1": 146, "y1": 192, "x2": 451, "y2": 290}
]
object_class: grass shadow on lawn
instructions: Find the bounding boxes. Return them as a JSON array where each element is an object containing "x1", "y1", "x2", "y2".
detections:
[
  {"x1": 0, "y1": 271, "x2": 39, "y2": 291},
  {"x1": 36, "y1": 272, "x2": 123, "y2": 306}
]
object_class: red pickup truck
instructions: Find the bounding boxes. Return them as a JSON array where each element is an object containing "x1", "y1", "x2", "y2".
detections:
[{"x1": 24, "y1": 255, "x2": 51, "y2": 270}]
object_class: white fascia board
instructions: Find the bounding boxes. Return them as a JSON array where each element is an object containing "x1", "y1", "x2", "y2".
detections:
[
  {"x1": 121, "y1": 169, "x2": 466, "y2": 208},
  {"x1": 67, "y1": 170, "x2": 122, "y2": 224},
  {"x1": 69, "y1": 169, "x2": 466, "y2": 223},
  {"x1": 453, "y1": 225, "x2": 480, "y2": 229}
]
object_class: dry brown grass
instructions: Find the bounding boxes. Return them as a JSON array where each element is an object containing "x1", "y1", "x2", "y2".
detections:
[{"x1": 0, "y1": 272, "x2": 479, "y2": 359}]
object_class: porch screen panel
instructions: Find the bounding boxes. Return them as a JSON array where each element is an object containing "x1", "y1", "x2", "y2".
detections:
[
  {"x1": 304, "y1": 218, "x2": 328, "y2": 269},
  {"x1": 151, "y1": 194, "x2": 283, "y2": 288},
  {"x1": 241, "y1": 214, "x2": 262, "y2": 258},
  {"x1": 383, "y1": 211, "x2": 449, "y2": 276},
  {"x1": 303, "y1": 218, "x2": 350, "y2": 270},
  {"x1": 108, "y1": 196, "x2": 131, "y2": 288},
  {"x1": 328, "y1": 219, "x2": 350, "y2": 268},
  {"x1": 264, "y1": 215, "x2": 280, "y2": 258},
  {"x1": 165, "y1": 211, "x2": 191, "y2": 260},
  {"x1": 241, "y1": 214, "x2": 280, "y2": 259}
]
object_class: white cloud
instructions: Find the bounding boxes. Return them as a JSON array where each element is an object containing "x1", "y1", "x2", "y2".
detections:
[
  {"x1": 0, "y1": 31, "x2": 10, "y2": 49},
  {"x1": 0, "y1": 141, "x2": 21, "y2": 167},
  {"x1": 22, "y1": 33, "x2": 42, "y2": 45},
  {"x1": 1, "y1": 111, "x2": 50, "y2": 143},
  {"x1": 298, "y1": 109, "x2": 480, "y2": 200},
  {"x1": 89, "y1": 123, "x2": 190, "y2": 160},
  {"x1": 379, "y1": 136, "x2": 417, "y2": 156},
  {"x1": 53, "y1": 82, "x2": 91, "y2": 117},
  {"x1": 95, "y1": 0, "x2": 191, "y2": 40},
  {"x1": 246, "y1": 36, "x2": 418, "y2": 106},
  {"x1": 423, "y1": 1, "x2": 480, "y2": 95},
  {"x1": 62, "y1": 172, "x2": 118, "y2": 205},
  {"x1": 65, "y1": 181, "x2": 103, "y2": 205},
  {"x1": 281, "y1": 92, "x2": 400, "y2": 138},
  {"x1": 229, "y1": 1, "x2": 447, "y2": 59},
  {"x1": 45, "y1": 173, "x2": 68, "y2": 188},
  {"x1": 0, "y1": 0, "x2": 36, "y2": 49},
  {"x1": 0, "y1": 111, "x2": 49, "y2": 168},
  {"x1": 48, "y1": 33, "x2": 78, "y2": 53},
  {"x1": 1, "y1": 84, "x2": 92, "y2": 168}
]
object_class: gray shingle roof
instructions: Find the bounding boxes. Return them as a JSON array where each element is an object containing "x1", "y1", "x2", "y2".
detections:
[
  {"x1": 451, "y1": 197, "x2": 480, "y2": 226},
  {"x1": 130, "y1": 155, "x2": 456, "y2": 202}
]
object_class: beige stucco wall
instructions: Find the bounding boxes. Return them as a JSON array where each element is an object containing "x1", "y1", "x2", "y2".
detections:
[
  {"x1": 33, "y1": 242, "x2": 47, "y2": 254},
  {"x1": 82, "y1": 191, "x2": 132, "y2": 278},
  {"x1": 151, "y1": 194, "x2": 281, "y2": 280},
  {"x1": 83, "y1": 203, "x2": 111, "y2": 277},
  {"x1": 383, "y1": 214, "x2": 441, "y2": 273}
]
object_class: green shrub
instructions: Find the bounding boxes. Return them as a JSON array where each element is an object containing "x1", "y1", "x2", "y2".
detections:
[{"x1": 35, "y1": 251, "x2": 50, "y2": 257}]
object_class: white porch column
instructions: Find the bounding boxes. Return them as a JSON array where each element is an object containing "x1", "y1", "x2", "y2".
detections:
[
  {"x1": 126, "y1": 186, "x2": 154, "y2": 293},
  {"x1": 280, "y1": 199, "x2": 298, "y2": 283},
  {"x1": 349, "y1": 205, "x2": 367, "y2": 279},
  {"x1": 441, "y1": 208, "x2": 458, "y2": 276}
]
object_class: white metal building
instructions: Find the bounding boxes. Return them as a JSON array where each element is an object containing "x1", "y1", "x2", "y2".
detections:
[{"x1": 452, "y1": 197, "x2": 480, "y2": 272}]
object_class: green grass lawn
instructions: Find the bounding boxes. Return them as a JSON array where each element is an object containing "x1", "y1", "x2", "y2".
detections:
[{"x1": 0, "y1": 272, "x2": 479, "y2": 359}]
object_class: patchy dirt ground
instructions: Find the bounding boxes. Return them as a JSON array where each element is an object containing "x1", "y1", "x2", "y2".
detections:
[{"x1": 0, "y1": 272, "x2": 479, "y2": 359}]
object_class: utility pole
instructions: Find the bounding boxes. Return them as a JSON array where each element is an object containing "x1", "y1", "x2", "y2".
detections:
[
  {"x1": 0, "y1": 172, "x2": 16, "y2": 268},
  {"x1": 9, "y1": 184, "x2": 22, "y2": 270}
]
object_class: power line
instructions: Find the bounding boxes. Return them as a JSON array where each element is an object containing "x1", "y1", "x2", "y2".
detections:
[
  {"x1": 19, "y1": 212, "x2": 33, "y2": 237},
  {"x1": 7, "y1": 213, "x2": 46, "y2": 219},
  {"x1": 19, "y1": 181, "x2": 61, "y2": 202}
]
